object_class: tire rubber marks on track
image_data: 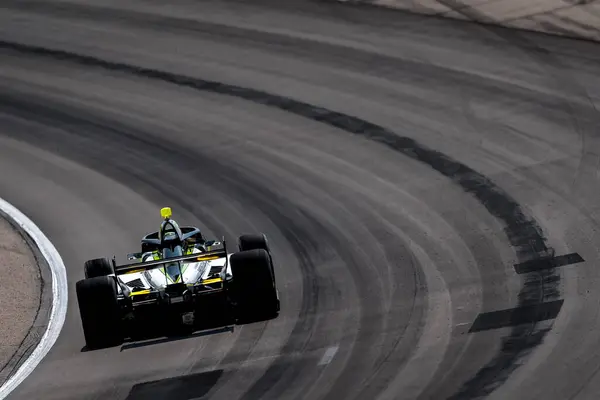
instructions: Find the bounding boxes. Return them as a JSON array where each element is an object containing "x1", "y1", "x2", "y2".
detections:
[
  {"x1": 467, "y1": 252, "x2": 584, "y2": 333},
  {"x1": 514, "y1": 252, "x2": 584, "y2": 275},
  {"x1": 0, "y1": 40, "x2": 567, "y2": 398},
  {"x1": 469, "y1": 300, "x2": 565, "y2": 333}
]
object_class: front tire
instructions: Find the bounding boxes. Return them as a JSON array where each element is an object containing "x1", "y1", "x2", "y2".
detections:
[
  {"x1": 76, "y1": 276, "x2": 123, "y2": 349},
  {"x1": 238, "y1": 234, "x2": 270, "y2": 252},
  {"x1": 84, "y1": 257, "x2": 114, "y2": 278}
]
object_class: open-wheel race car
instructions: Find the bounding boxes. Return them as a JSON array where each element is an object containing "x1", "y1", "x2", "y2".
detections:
[{"x1": 75, "y1": 207, "x2": 280, "y2": 349}]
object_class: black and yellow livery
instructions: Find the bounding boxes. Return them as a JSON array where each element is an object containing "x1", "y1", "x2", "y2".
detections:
[{"x1": 75, "y1": 207, "x2": 280, "y2": 350}]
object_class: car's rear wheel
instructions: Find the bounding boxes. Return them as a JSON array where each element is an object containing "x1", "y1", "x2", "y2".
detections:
[
  {"x1": 230, "y1": 249, "x2": 279, "y2": 321},
  {"x1": 238, "y1": 234, "x2": 270, "y2": 252},
  {"x1": 76, "y1": 276, "x2": 123, "y2": 349},
  {"x1": 84, "y1": 257, "x2": 114, "y2": 278}
]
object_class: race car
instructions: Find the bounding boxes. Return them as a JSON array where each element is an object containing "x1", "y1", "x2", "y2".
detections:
[{"x1": 75, "y1": 207, "x2": 280, "y2": 349}]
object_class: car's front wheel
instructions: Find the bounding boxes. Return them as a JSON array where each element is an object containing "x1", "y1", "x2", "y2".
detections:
[
  {"x1": 238, "y1": 234, "x2": 270, "y2": 252},
  {"x1": 84, "y1": 257, "x2": 114, "y2": 278}
]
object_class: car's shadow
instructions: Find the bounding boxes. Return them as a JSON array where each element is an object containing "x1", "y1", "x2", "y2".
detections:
[
  {"x1": 234, "y1": 310, "x2": 279, "y2": 326},
  {"x1": 80, "y1": 311, "x2": 278, "y2": 353},
  {"x1": 120, "y1": 325, "x2": 235, "y2": 351}
]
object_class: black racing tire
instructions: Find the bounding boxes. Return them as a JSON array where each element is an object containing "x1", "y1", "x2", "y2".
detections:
[
  {"x1": 238, "y1": 234, "x2": 270, "y2": 253},
  {"x1": 76, "y1": 276, "x2": 123, "y2": 349},
  {"x1": 230, "y1": 249, "x2": 279, "y2": 320},
  {"x1": 84, "y1": 257, "x2": 114, "y2": 279}
]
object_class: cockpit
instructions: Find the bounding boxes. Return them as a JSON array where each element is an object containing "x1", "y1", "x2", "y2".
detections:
[{"x1": 138, "y1": 207, "x2": 207, "y2": 260}]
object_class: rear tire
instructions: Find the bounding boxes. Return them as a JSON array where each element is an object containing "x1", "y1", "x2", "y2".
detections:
[
  {"x1": 76, "y1": 276, "x2": 123, "y2": 349},
  {"x1": 84, "y1": 258, "x2": 114, "y2": 278},
  {"x1": 238, "y1": 234, "x2": 270, "y2": 252},
  {"x1": 230, "y1": 249, "x2": 279, "y2": 321}
]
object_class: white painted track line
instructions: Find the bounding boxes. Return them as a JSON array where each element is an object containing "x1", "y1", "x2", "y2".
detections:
[
  {"x1": 0, "y1": 198, "x2": 68, "y2": 400},
  {"x1": 318, "y1": 346, "x2": 339, "y2": 366}
]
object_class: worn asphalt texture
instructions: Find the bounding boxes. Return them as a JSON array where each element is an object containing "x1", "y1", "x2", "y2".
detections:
[{"x1": 0, "y1": 0, "x2": 600, "y2": 399}]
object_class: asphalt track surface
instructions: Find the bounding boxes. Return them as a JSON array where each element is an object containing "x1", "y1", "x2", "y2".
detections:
[{"x1": 1, "y1": 1, "x2": 600, "y2": 399}]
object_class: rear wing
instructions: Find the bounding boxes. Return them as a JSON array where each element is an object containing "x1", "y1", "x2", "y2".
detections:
[{"x1": 114, "y1": 246, "x2": 228, "y2": 276}]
